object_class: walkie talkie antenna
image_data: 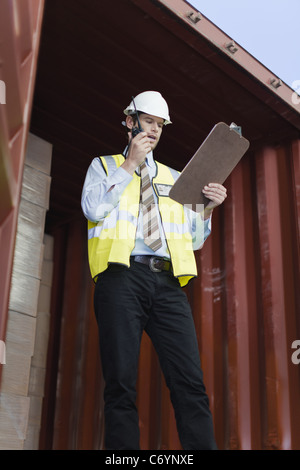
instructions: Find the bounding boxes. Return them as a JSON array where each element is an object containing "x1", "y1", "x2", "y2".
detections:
[{"x1": 132, "y1": 96, "x2": 143, "y2": 132}]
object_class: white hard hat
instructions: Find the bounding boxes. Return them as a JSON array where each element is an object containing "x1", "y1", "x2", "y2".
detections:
[{"x1": 124, "y1": 91, "x2": 172, "y2": 125}]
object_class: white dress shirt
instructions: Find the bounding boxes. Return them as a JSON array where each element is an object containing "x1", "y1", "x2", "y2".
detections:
[{"x1": 81, "y1": 151, "x2": 212, "y2": 259}]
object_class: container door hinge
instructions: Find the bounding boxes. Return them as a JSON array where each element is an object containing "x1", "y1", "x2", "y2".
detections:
[
  {"x1": 186, "y1": 11, "x2": 201, "y2": 24},
  {"x1": 225, "y1": 41, "x2": 238, "y2": 54},
  {"x1": 270, "y1": 78, "x2": 282, "y2": 89}
]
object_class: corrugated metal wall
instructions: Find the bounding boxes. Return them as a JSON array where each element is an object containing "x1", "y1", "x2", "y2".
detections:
[{"x1": 41, "y1": 140, "x2": 300, "y2": 450}]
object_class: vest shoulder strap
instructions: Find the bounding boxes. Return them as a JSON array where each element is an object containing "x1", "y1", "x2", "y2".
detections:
[{"x1": 99, "y1": 155, "x2": 124, "y2": 175}]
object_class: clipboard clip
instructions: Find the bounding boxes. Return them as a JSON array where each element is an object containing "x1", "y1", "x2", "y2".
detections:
[{"x1": 230, "y1": 122, "x2": 242, "y2": 136}]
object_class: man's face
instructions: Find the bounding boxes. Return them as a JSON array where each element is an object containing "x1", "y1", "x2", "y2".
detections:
[{"x1": 127, "y1": 113, "x2": 164, "y2": 151}]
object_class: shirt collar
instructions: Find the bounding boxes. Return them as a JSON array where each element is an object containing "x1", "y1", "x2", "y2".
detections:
[{"x1": 146, "y1": 151, "x2": 155, "y2": 168}]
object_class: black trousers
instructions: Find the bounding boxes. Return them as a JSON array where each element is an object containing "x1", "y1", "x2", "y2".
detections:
[{"x1": 94, "y1": 260, "x2": 217, "y2": 450}]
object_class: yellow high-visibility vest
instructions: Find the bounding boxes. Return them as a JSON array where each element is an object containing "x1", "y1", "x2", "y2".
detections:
[{"x1": 87, "y1": 154, "x2": 197, "y2": 287}]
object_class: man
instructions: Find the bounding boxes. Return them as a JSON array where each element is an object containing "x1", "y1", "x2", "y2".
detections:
[{"x1": 81, "y1": 91, "x2": 227, "y2": 450}]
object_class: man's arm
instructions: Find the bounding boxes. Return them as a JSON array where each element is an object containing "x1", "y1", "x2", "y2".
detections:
[
  {"x1": 81, "y1": 133, "x2": 153, "y2": 222},
  {"x1": 186, "y1": 182, "x2": 227, "y2": 250}
]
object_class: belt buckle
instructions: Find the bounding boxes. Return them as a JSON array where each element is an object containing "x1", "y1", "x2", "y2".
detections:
[{"x1": 149, "y1": 256, "x2": 162, "y2": 273}]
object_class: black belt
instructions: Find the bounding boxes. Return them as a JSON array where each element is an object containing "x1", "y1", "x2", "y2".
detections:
[{"x1": 131, "y1": 255, "x2": 172, "y2": 273}]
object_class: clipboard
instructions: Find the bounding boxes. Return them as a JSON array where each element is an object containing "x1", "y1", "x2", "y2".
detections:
[{"x1": 169, "y1": 122, "x2": 250, "y2": 211}]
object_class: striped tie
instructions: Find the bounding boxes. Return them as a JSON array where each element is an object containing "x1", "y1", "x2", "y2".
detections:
[{"x1": 140, "y1": 161, "x2": 162, "y2": 251}]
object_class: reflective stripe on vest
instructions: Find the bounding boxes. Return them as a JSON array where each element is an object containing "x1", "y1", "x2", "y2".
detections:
[{"x1": 87, "y1": 154, "x2": 197, "y2": 287}]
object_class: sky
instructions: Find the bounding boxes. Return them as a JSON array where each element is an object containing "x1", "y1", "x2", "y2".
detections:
[{"x1": 189, "y1": 0, "x2": 300, "y2": 92}]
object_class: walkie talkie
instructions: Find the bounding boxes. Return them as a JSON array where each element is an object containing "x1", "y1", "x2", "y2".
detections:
[
  {"x1": 124, "y1": 97, "x2": 144, "y2": 159},
  {"x1": 131, "y1": 96, "x2": 144, "y2": 138}
]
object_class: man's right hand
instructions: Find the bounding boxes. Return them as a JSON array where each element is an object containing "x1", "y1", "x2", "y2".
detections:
[{"x1": 122, "y1": 132, "x2": 152, "y2": 175}]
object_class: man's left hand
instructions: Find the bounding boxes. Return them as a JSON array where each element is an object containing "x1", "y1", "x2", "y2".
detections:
[{"x1": 202, "y1": 183, "x2": 227, "y2": 218}]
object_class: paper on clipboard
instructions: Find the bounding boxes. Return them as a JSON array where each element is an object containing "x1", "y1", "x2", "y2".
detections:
[{"x1": 169, "y1": 122, "x2": 250, "y2": 211}]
